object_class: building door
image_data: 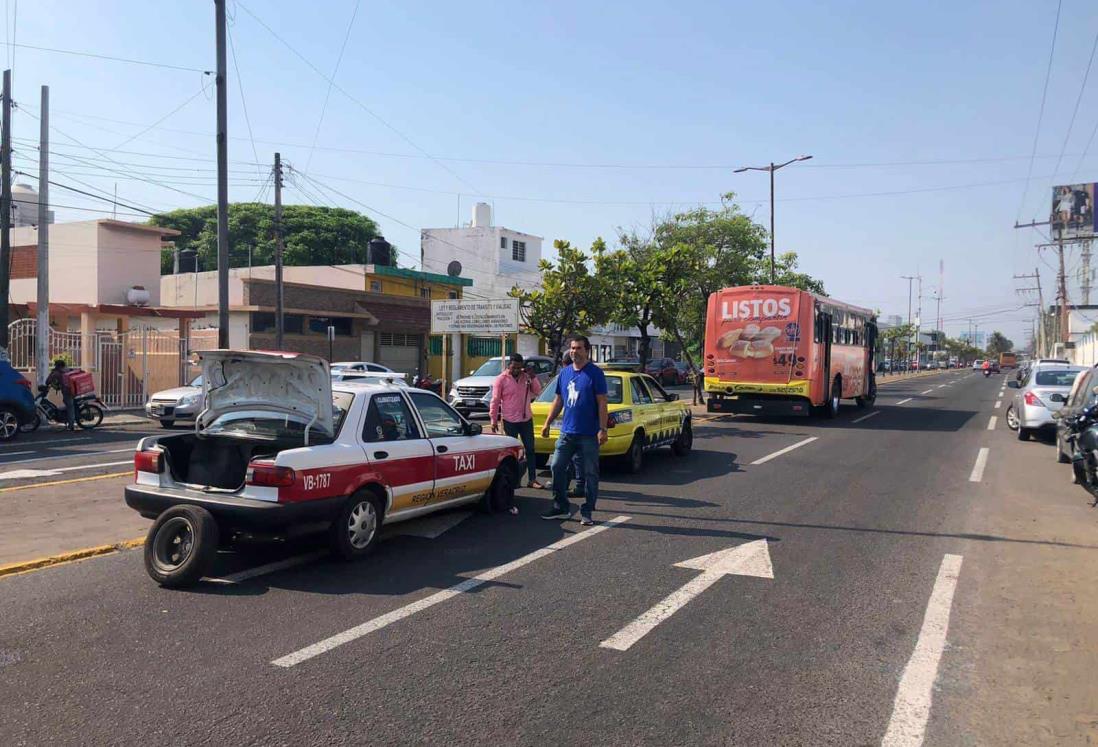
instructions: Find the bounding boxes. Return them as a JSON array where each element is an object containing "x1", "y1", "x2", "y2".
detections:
[{"x1": 377, "y1": 332, "x2": 423, "y2": 376}]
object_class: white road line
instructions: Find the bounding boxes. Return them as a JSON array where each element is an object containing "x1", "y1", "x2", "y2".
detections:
[
  {"x1": 936, "y1": 384, "x2": 947, "y2": 389},
  {"x1": 920, "y1": 389, "x2": 934, "y2": 395},
  {"x1": 994, "y1": 399, "x2": 1001, "y2": 409},
  {"x1": 987, "y1": 416, "x2": 997, "y2": 430},
  {"x1": 852, "y1": 410, "x2": 880, "y2": 424},
  {"x1": 0, "y1": 450, "x2": 33, "y2": 458},
  {"x1": 881, "y1": 554, "x2": 964, "y2": 747},
  {"x1": 206, "y1": 551, "x2": 328, "y2": 585},
  {"x1": 0, "y1": 459, "x2": 132, "y2": 481},
  {"x1": 750, "y1": 437, "x2": 819, "y2": 466},
  {"x1": 271, "y1": 516, "x2": 632, "y2": 668},
  {"x1": 896, "y1": 398, "x2": 913, "y2": 405},
  {"x1": 968, "y1": 448, "x2": 989, "y2": 482}
]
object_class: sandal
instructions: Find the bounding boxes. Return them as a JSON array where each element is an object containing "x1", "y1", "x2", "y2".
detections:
[
  {"x1": 528, "y1": 480, "x2": 545, "y2": 490},
  {"x1": 509, "y1": 506, "x2": 519, "y2": 515}
]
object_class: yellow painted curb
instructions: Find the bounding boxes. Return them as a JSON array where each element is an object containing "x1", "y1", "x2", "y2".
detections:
[
  {"x1": 0, "y1": 537, "x2": 144, "y2": 580},
  {"x1": 0, "y1": 471, "x2": 131, "y2": 494}
]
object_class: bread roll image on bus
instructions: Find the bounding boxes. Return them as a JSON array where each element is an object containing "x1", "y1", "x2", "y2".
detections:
[{"x1": 703, "y1": 285, "x2": 878, "y2": 418}]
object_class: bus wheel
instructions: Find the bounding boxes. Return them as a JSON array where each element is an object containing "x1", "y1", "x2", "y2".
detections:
[{"x1": 824, "y1": 377, "x2": 841, "y2": 419}]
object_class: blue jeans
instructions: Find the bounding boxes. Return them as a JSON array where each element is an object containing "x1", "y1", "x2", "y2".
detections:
[{"x1": 551, "y1": 433, "x2": 600, "y2": 517}]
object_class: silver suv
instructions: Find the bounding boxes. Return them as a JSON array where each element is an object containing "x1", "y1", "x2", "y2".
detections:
[{"x1": 448, "y1": 355, "x2": 555, "y2": 418}]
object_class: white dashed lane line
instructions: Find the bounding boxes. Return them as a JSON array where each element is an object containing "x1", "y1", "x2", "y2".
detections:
[
  {"x1": 852, "y1": 410, "x2": 880, "y2": 424},
  {"x1": 995, "y1": 399, "x2": 1001, "y2": 408},
  {"x1": 921, "y1": 389, "x2": 934, "y2": 395},
  {"x1": 750, "y1": 437, "x2": 819, "y2": 466},
  {"x1": 896, "y1": 398, "x2": 913, "y2": 405},
  {"x1": 987, "y1": 416, "x2": 997, "y2": 430},
  {"x1": 968, "y1": 447, "x2": 989, "y2": 482}
]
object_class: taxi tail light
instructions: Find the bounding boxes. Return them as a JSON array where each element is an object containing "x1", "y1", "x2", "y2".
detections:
[
  {"x1": 134, "y1": 449, "x2": 163, "y2": 476},
  {"x1": 1024, "y1": 391, "x2": 1045, "y2": 408},
  {"x1": 246, "y1": 462, "x2": 296, "y2": 488},
  {"x1": 608, "y1": 409, "x2": 633, "y2": 428}
]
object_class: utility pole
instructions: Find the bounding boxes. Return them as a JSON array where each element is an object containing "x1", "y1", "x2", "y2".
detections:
[
  {"x1": 1014, "y1": 269, "x2": 1044, "y2": 357},
  {"x1": 0, "y1": 69, "x2": 11, "y2": 351},
  {"x1": 1082, "y1": 240, "x2": 1092, "y2": 305},
  {"x1": 35, "y1": 85, "x2": 49, "y2": 385},
  {"x1": 214, "y1": 0, "x2": 230, "y2": 348},
  {"x1": 734, "y1": 155, "x2": 813, "y2": 284},
  {"x1": 273, "y1": 152, "x2": 285, "y2": 349},
  {"x1": 1057, "y1": 231, "x2": 1069, "y2": 345},
  {"x1": 901, "y1": 275, "x2": 915, "y2": 367},
  {"x1": 915, "y1": 274, "x2": 923, "y2": 367}
]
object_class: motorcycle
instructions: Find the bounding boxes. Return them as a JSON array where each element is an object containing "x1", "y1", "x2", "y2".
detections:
[
  {"x1": 413, "y1": 372, "x2": 443, "y2": 395},
  {"x1": 983, "y1": 368, "x2": 991, "y2": 377},
  {"x1": 19, "y1": 385, "x2": 107, "y2": 432},
  {"x1": 1058, "y1": 400, "x2": 1098, "y2": 505}
]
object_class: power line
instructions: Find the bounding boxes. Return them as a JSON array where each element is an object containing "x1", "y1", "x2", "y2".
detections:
[
  {"x1": 1049, "y1": 27, "x2": 1098, "y2": 182},
  {"x1": 109, "y1": 83, "x2": 211, "y2": 152},
  {"x1": 1017, "y1": 0, "x2": 1062, "y2": 221},
  {"x1": 226, "y1": 23, "x2": 262, "y2": 178},
  {"x1": 304, "y1": 0, "x2": 360, "y2": 174},
  {"x1": 235, "y1": 0, "x2": 487, "y2": 199},
  {"x1": 13, "y1": 170, "x2": 159, "y2": 216},
  {"x1": 0, "y1": 40, "x2": 210, "y2": 73}
]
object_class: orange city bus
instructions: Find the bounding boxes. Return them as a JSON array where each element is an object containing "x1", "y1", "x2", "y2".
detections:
[{"x1": 703, "y1": 285, "x2": 878, "y2": 417}]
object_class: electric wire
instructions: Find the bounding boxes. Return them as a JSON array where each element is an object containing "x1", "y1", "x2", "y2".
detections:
[
  {"x1": 0, "y1": 40, "x2": 210, "y2": 73},
  {"x1": 227, "y1": 23, "x2": 263, "y2": 178},
  {"x1": 303, "y1": 0, "x2": 360, "y2": 174},
  {"x1": 1049, "y1": 26, "x2": 1098, "y2": 183},
  {"x1": 1017, "y1": 0, "x2": 1062, "y2": 221}
]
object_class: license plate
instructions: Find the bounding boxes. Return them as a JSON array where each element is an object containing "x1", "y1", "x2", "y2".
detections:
[
  {"x1": 464, "y1": 399, "x2": 478, "y2": 406},
  {"x1": 150, "y1": 405, "x2": 164, "y2": 415}
]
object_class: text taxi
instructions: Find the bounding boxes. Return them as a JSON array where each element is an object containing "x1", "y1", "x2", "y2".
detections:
[
  {"x1": 125, "y1": 350, "x2": 524, "y2": 588},
  {"x1": 530, "y1": 366, "x2": 692, "y2": 473}
]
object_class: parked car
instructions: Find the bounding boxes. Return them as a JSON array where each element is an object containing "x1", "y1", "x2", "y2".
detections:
[
  {"x1": 1005, "y1": 365, "x2": 1086, "y2": 441},
  {"x1": 972, "y1": 359, "x2": 984, "y2": 371},
  {"x1": 448, "y1": 355, "x2": 555, "y2": 418},
  {"x1": 126, "y1": 350, "x2": 525, "y2": 587},
  {"x1": 674, "y1": 360, "x2": 696, "y2": 384},
  {"x1": 145, "y1": 375, "x2": 204, "y2": 428},
  {"x1": 644, "y1": 357, "x2": 682, "y2": 386},
  {"x1": 0, "y1": 360, "x2": 36, "y2": 441},
  {"x1": 530, "y1": 367, "x2": 692, "y2": 473},
  {"x1": 332, "y1": 370, "x2": 409, "y2": 387},
  {"x1": 330, "y1": 361, "x2": 406, "y2": 379},
  {"x1": 1055, "y1": 367, "x2": 1097, "y2": 463}
]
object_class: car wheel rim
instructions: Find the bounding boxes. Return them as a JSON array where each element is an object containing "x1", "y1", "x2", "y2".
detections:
[
  {"x1": 153, "y1": 517, "x2": 194, "y2": 571},
  {"x1": 0, "y1": 411, "x2": 18, "y2": 438},
  {"x1": 1006, "y1": 406, "x2": 1018, "y2": 429},
  {"x1": 347, "y1": 501, "x2": 377, "y2": 549}
]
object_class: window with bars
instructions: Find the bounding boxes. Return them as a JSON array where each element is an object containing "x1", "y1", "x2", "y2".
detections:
[
  {"x1": 466, "y1": 337, "x2": 516, "y2": 357},
  {"x1": 500, "y1": 236, "x2": 508, "y2": 249},
  {"x1": 511, "y1": 240, "x2": 526, "y2": 262},
  {"x1": 380, "y1": 333, "x2": 422, "y2": 347}
]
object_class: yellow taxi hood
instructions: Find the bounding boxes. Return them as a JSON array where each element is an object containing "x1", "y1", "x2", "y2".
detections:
[{"x1": 197, "y1": 350, "x2": 334, "y2": 436}]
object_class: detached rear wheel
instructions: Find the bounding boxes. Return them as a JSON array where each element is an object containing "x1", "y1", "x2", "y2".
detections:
[
  {"x1": 483, "y1": 462, "x2": 517, "y2": 513},
  {"x1": 330, "y1": 492, "x2": 383, "y2": 560},
  {"x1": 144, "y1": 505, "x2": 219, "y2": 588}
]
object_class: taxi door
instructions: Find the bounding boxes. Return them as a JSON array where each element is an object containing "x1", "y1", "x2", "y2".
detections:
[
  {"x1": 628, "y1": 376, "x2": 662, "y2": 445},
  {"x1": 360, "y1": 392, "x2": 436, "y2": 512},
  {"x1": 408, "y1": 390, "x2": 495, "y2": 503},
  {"x1": 640, "y1": 374, "x2": 678, "y2": 443}
]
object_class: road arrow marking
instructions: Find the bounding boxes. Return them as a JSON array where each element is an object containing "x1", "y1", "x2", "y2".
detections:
[
  {"x1": 600, "y1": 540, "x2": 774, "y2": 652},
  {"x1": 386, "y1": 510, "x2": 472, "y2": 539}
]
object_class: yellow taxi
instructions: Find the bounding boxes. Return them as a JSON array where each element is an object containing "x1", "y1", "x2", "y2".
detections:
[{"x1": 531, "y1": 365, "x2": 693, "y2": 473}]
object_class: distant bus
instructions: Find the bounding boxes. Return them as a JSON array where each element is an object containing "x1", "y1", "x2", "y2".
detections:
[
  {"x1": 999, "y1": 352, "x2": 1017, "y2": 369},
  {"x1": 703, "y1": 285, "x2": 877, "y2": 417}
]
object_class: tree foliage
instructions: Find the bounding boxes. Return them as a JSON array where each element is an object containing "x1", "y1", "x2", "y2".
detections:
[
  {"x1": 986, "y1": 331, "x2": 1014, "y2": 355},
  {"x1": 509, "y1": 239, "x2": 611, "y2": 364},
  {"x1": 150, "y1": 203, "x2": 385, "y2": 274}
]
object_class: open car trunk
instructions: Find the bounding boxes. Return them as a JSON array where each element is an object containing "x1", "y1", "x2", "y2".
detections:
[{"x1": 158, "y1": 433, "x2": 314, "y2": 491}]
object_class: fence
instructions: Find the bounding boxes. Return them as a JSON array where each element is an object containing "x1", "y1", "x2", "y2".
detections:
[
  {"x1": 1069, "y1": 332, "x2": 1098, "y2": 367},
  {"x1": 7, "y1": 319, "x2": 219, "y2": 409}
]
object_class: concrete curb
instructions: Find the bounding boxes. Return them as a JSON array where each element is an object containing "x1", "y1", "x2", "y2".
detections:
[{"x1": 0, "y1": 537, "x2": 144, "y2": 580}]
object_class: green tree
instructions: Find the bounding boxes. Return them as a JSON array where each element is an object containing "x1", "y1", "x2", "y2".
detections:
[
  {"x1": 150, "y1": 203, "x2": 385, "y2": 274},
  {"x1": 509, "y1": 239, "x2": 611, "y2": 365},
  {"x1": 986, "y1": 331, "x2": 1014, "y2": 355},
  {"x1": 595, "y1": 229, "x2": 671, "y2": 369},
  {"x1": 753, "y1": 251, "x2": 826, "y2": 294}
]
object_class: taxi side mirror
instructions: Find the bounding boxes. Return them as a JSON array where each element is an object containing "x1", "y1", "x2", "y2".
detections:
[
  {"x1": 667, "y1": 393, "x2": 679, "y2": 401},
  {"x1": 465, "y1": 422, "x2": 482, "y2": 436}
]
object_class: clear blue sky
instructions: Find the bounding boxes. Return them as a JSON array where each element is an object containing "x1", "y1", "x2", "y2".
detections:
[{"x1": 12, "y1": 0, "x2": 1098, "y2": 344}]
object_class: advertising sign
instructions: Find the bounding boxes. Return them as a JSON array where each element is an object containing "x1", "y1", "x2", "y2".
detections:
[
  {"x1": 1051, "y1": 183, "x2": 1097, "y2": 238},
  {"x1": 709, "y1": 288, "x2": 805, "y2": 381},
  {"x1": 431, "y1": 299, "x2": 519, "y2": 334}
]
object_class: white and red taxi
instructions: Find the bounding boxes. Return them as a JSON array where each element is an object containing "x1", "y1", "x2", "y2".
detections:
[{"x1": 125, "y1": 350, "x2": 524, "y2": 588}]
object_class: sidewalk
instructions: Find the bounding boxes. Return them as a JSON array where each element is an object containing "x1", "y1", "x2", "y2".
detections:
[{"x1": 102, "y1": 409, "x2": 151, "y2": 426}]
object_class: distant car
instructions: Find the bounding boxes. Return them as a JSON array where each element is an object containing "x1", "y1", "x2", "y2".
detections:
[
  {"x1": 0, "y1": 360, "x2": 36, "y2": 441},
  {"x1": 145, "y1": 375, "x2": 204, "y2": 428},
  {"x1": 1006, "y1": 365, "x2": 1086, "y2": 441},
  {"x1": 674, "y1": 361, "x2": 696, "y2": 384},
  {"x1": 644, "y1": 357, "x2": 682, "y2": 386},
  {"x1": 448, "y1": 355, "x2": 555, "y2": 418},
  {"x1": 989, "y1": 360, "x2": 1000, "y2": 373},
  {"x1": 332, "y1": 370, "x2": 409, "y2": 387},
  {"x1": 330, "y1": 361, "x2": 406, "y2": 379},
  {"x1": 972, "y1": 359, "x2": 985, "y2": 371}
]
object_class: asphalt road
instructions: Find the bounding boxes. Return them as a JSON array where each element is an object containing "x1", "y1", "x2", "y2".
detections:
[{"x1": 2, "y1": 370, "x2": 1096, "y2": 745}]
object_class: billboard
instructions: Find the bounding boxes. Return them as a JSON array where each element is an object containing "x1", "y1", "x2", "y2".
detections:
[
  {"x1": 430, "y1": 299, "x2": 519, "y2": 334},
  {"x1": 1051, "y1": 183, "x2": 1097, "y2": 238}
]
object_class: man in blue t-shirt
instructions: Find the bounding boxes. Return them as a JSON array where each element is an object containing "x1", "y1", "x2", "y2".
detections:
[{"x1": 540, "y1": 335, "x2": 608, "y2": 525}]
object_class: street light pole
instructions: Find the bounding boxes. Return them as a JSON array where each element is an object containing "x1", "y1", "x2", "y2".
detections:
[{"x1": 735, "y1": 155, "x2": 812, "y2": 284}]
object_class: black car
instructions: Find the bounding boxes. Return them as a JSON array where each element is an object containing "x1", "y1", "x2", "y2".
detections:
[{"x1": 1056, "y1": 367, "x2": 1097, "y2": 464}]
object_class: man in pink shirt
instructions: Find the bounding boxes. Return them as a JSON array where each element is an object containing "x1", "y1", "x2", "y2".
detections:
[{"x1": 490, "y1": 353, "x2": 544, "y2": 492}]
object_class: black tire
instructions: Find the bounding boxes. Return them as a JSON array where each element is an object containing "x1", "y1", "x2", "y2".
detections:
[
  {"x1": 483, "y1": 462, "x2": 517, "y2": 513},
  {"x1": 622, "y1": 433, "x2": 644, "y2": 474},
  {"x1": 0, "y1": 408, "x2": 20, "y2": 441},
  {"x1": 671, "y1": 419, "x2": 693, "y2": 456},
  {"x1": 329, "y1": 491, "x2": 383, "y2": 560},
  {"x1": 143, "y1": 505, "x2": 219, "y2": 588},
  {"x1": 19, "y1": 411, "x2": 41, "y2": 433},
  {"x1": 1005, "y1": 405, "x2": 1019, "y2": 431},
  {"x1": 159, "y1": 419, "x2": 175, "y2": 429},
  {"x1": 1017, "y1": 427, "x2": 1030, "y2": 442},
  {"x1": 76, "y1": 403, "x2": 103, "y2": 429},
  {"x1": 824, "y1": 378, "x2": 841, "y2": 419}
]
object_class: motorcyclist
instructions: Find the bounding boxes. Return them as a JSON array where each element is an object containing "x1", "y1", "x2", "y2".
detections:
[
  {"x1": 44, "y1": 358, "x2": 76, "y2": 430},
  {"x1": 982, "y1": 360, "x2": 991, "y2": 377}
]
